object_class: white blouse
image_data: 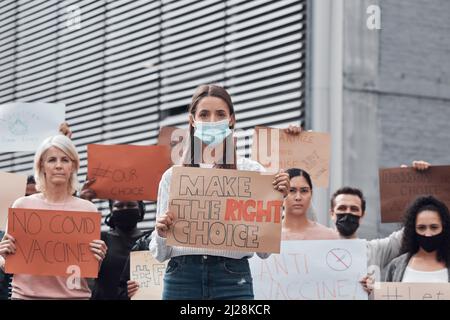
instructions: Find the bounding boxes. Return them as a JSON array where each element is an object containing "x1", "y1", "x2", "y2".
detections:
[
  {"x1": 149, "y1": 157, "x2": 272, "y2": 262},
  {"x1": 402, "y1": 266, "x2": 449, "y2": 283}
]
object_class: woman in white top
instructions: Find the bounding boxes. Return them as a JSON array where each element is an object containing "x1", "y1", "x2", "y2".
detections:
[
  {"x1": 385, "y1": 195, "x2": 450, "y2": 282},
  {"x1": 149, "y1": 84, "x2": 290, "y2": 300}
]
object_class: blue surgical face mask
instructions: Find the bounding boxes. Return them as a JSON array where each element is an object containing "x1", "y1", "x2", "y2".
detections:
[{"x1": 193, "y1": 119, "x2": 232, "y2": 147}]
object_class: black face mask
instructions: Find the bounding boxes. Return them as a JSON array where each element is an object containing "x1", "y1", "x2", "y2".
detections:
[
  {"x1": 416, "y1": 232, "x2": 444, "y2": 253},
  {"x1": 110, "y1": 208, "x2": 141, "y2": 232},
  {"x1": 335, "y1": 213, "x2": 360, "y2": 237}
]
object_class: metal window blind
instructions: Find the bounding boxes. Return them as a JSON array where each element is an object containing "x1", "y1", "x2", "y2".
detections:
[{"x1": 0, "y1": 0, "x2": 306, "y2": 231}]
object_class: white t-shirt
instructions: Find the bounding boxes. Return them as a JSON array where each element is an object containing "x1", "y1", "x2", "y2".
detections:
[{"x1": 402, "y1": 266, "x2": 449, "y2": 283}]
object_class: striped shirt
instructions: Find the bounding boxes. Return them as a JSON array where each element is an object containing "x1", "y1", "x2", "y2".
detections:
[{"x1": 149, "y1": 157, "x2": 272, "y2": 262}]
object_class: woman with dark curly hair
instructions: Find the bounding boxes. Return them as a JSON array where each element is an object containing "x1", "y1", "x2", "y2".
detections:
[{"x1": 384, "y1": 195, "x2": 450, "y2": 282}]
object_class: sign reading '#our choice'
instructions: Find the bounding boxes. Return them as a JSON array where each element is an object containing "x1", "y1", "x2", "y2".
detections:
[{"x1": 87, "y1": 144, "x2": 171, "y2": 201}]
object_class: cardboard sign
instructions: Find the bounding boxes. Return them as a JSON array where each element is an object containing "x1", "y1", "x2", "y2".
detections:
[
  {"x1": 157, "y1": 126, "x2": 188, "y2": 165},
  {"x1": 0, "y1": 102, "x2": 65, "y2": 152},
  {"x1": 87, "y1": 144, "x2": 171, "y2": 201},
  {"x1": 252, "y1": 127, "x2": 331, "y2": 187},
  {"x1": 379, "y1": 166, "x2": 450, "y2": 222},
  {"x1": 167, "y1": 166, "x2": 284, "y2": 253},
  {"x1": 0, "y1": 171, "x2": 27, "y2": 230},
  {"x1": 374, "y1": 282, "x2": 450, "y2": 300},
  {"x1": 250, "y1": 240, "x2": 368, "y2": 300},
  {"x1": 5, "y1": 208, "x2": 101, "y2": 278},
  {"x1": 130, "y1": 251, "x2": 167, "y2": 300}
]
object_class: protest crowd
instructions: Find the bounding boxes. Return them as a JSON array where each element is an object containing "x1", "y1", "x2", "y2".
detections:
[{"x1": 1, "y1": 84, "x2": 449, "y2": 301}]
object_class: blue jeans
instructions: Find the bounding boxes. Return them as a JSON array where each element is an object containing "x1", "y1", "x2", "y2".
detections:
[{"x1": 163, "y1": 255, "x2": 254, "y2": 300}]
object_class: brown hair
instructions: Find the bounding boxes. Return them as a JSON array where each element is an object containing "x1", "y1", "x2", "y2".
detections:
[{"x1": 182, "y1": 84, "x2": 237, "y2": 169}]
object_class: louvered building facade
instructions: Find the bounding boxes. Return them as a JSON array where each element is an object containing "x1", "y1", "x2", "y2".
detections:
[{"x1": 0, "y1": 0, "x2": 307, "y2": 230}]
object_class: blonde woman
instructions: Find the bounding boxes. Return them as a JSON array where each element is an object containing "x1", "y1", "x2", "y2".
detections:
[{"x1": 0, "y1": 135, "x2": 107, "y2": 299}]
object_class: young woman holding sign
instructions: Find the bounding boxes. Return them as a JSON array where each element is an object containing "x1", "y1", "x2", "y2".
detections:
[
  {"x1": 384, "y1": 195, "x2": 450, "y2": 282},
  {"x1": 0, "y1": 135, "x2": 107, "y2": 299},
  {"x1": 149, "y1": 84, "x2": 291, "y2": 300}
]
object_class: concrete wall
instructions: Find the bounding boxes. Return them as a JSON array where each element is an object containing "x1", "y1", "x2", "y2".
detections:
[{"x1": 341, "y1": 0, "x2": 450, "y2": 238}]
